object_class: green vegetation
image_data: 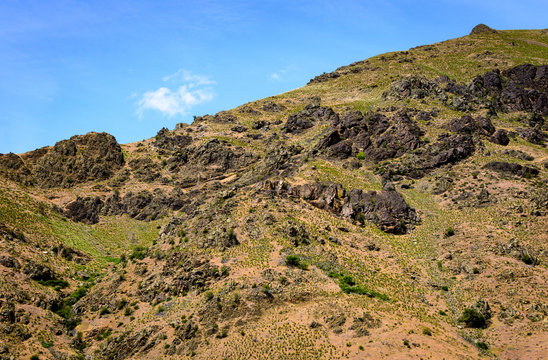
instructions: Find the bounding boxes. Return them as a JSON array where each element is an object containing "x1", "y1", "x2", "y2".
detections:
[
  {"x1": 444, "y1": 227, "x2": 455, "y2": 237},
  {"x1": 129, "y1": 246, "x2": 148, "y2": 260},
  {"x1": 459, "y1": 308, "x2": 487, "y2": 328},
  {"x1": 37, "y1": 279, "x2": 69, "y2": 291},
  {"x1": 285, "y1": 255, "x2": 308, "y2": 270},
  {"x1": 329, "y1": 272, "x2": 389, "y2": 301}
]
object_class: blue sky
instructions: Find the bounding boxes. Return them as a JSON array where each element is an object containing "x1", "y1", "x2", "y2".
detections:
[{"x1": 1, "y1": 0, "x2": 547, "y2": 153}]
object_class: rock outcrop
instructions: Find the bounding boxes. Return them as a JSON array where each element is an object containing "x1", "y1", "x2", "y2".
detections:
[
  {"x1": 259, "y1": 179, "x2": 419, "y2": 234},
  {"x1": 0, "y1": 132, "x2": 124, "y2": 188}
]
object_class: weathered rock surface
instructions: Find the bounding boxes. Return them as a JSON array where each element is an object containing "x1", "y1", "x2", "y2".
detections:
[
  {"x1": 0, "y1": 132, "x2": 124, "y2": 188},
  {"x1": 284, "y1": 104, "x2": 338, "y2": 133},
  {"x1": 484, "y1": 161, "x2": 539, "y2": 177},
  {"x1": 260, "y1": 179, "x2": 419, "y2": 234}
]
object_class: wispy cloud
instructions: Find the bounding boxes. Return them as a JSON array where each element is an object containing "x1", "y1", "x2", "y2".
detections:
[
  {"x1": 161, "y1": 69, "x2": 216, "y2": 85},
  {"x1": 137, "y1": 70, "x2": 215, "y2": 118},
  {"x1": 269, "y1": 64, "x2": 298, "y2": 82}
]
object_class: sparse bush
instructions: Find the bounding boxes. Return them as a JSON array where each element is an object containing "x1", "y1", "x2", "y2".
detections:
[
  {"x1": 476, "y1": 341, "x2": 489, "y2": 350},
  {"x1": 459, "y1": 308, "x2": 486, "y2": 328},
  {"x1": 99, "y1": 307, "x2": 111, "y2": 316},
  {"x1": 285, "y1": 255, "x2": 308, "y2": 270},
  {"x1": 444, "y1": 227, "x2": 455, "y2": 237},
  {"x1": 422, "y1": 327, "x2": 432, "y2": 336},
  {"x1": 37, "y1": 279, "x2": 69, "y2": 291},
  {"x1": 129, "y1": 246, "x2": 148, "y2": 260},
  {"x1": 204, "y1": 291, "x2": 214, "y2": 301}
]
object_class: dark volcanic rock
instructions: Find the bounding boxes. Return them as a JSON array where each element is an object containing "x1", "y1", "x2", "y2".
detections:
[
  {"x1": 384, "y1": 76, "x2": 441, "y2": 100},
  {"x1": 231, "y1": 125, "x2": 248, "y2": 133},
  {"x1": 318, "y1": 110, "x2": 423, "y2": 161},
  {"x1": 284, "y1": 105, "x2": 338, "y2": 134},
  {"x1": 252, "y1": 120, "x2": 270, "y2": 130},
  {"x1": 23, "y1": 261, "x2": 55, "y2": 281},
  {"x1": 308, "y1": 71, "x2": 341, "y2": 84},
  {"x1": 261, "y1": 101, "x2": 286, "y2": 112},
  {"x1": 153, "y1": 128, "x2": 193, "y2": 150},
  {"x1": 65, "y1": 188, "x2": 193, "y2": 224},
  {"x1": 382, "y1": 133, "x2": 476, "y2": 178},
  {"x1": 444, "y1": 115, "x2": 495, "y2": 135},
  {"x1": 484, "y1": 161, "x2": 539, "y2": 177},
  {"x1": 489, "y1": 129, "x2": 510, "y2": 146},
  {"x1": 65, "y1": 196, "x2": 104, "y2": 224},
  {"x1": 368, "y1": 112, "x2": 423, "y2": 161},
  {"x1": 1, "y1": 132, "x2": 125, "y2": 188},
  {"x1": 385, "y1": 64, "x2": 548, "y2": 116},
  {"x1": 470, "y1": 24, "x2": 497, "y2": 35},
  {"x1": 100, "y1": 326, "x2": 160, "y2": 360},
  {"x1": 129, "y1": 157, "x2": 161, "y2": 183},
  {"x1": 260, "y1": 180, "x2": 419, "y2": 234},
  {"x1": 515, "y1": 127, "x2": 546, "y2": 145}
]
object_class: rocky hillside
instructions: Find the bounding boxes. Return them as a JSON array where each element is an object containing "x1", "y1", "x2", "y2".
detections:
[{"x1": 0, "y1": 25, "x2": 547, "y2": 360}]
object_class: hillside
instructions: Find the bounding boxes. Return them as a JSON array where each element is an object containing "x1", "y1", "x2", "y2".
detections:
[{"x1": 0, "y1": 25, "x2": 547, "y2": 360}]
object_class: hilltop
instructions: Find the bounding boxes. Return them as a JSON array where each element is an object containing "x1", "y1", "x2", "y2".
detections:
[{"x1": 0, "y1": 26, "x2": 547, "y2": 360}]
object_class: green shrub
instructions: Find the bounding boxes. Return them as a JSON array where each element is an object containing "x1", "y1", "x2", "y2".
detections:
[
  {"x1": 37, "y1": 279, "x2": 69, "y2": 291},
  {"x1": 40, "y1": 340, "x2": 53, "y2": 348},
  {"x1": 204, "y1": 291, "x2": 214, "y2": 301},
  {"x1": 337, "y1": 274, "x2": 389, "y2": 300},
  {"x1": 356, "y1": 152, "x2": 365, "y2": 160},
  {"x1": 444, "y1": 227, "x2": 455, "y2": 237},
  {"x1": 30, "y1": 355, "x2": 40, "y2": 360},
  {"x1": 459, "y1": 308, "x2": 486, "y2": 328},
  {"x1": 476, "y1": 341, "x2": 489, "y2": 350},
  {"x1": 285, "y1": 255, "x2": 308, "y2": 270},
  {"x1": 99, "y1": 307, "x2": 111, "y2": 316},
  {"x1": 129, "y1": 246, "x2": 148, "y2": 260}
]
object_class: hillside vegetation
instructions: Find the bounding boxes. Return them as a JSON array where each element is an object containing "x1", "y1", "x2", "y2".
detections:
[{"x1": 0, "y1": 25, "x2": 547, "y2": 360}]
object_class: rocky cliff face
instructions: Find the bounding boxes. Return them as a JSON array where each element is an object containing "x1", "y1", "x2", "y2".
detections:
[{"x1": 0, "y1": 132, "x2": 124, "y2": 188}]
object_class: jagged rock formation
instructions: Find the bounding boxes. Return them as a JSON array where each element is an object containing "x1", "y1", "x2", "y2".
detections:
[
  {"x1": 0, "y1": 132, "x2": 124, "y2": 187},
  {"x1": 259, "y1": 179, "x2": 419, "y2": 234}
]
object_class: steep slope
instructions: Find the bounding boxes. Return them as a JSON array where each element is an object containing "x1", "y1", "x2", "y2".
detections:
[{"x1": 0, "y1": 26, "x2": 547, "y2": 360}]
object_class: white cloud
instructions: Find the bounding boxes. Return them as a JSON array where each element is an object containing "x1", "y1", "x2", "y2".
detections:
[
  {"x1": 137, "y1": 71, "x2": 215, "y2": 118},
  {"x1": 162, "y1": 69, "x2": 216, "y2": 85},
  {"x1": 269, "y1": 64, "x2": 298, "y2": 82}
]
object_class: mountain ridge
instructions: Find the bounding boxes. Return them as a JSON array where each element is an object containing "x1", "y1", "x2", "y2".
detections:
[{"x1": 0, "y1": 26, "x2": 547, "y2": 360}]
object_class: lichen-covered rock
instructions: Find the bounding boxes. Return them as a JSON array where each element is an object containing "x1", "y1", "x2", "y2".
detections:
[
  {"x1": 0, "y1": 132, "x2": 125, "y2": 188},
  {"x1": 153, "y1": 128, "x2": 193, "y2": 150},
  {"x1": 484, "y1": 161, "x2": 539, "y2": 177},
  {"x1": 23, "y1": 261, "x2": 55, "y2": 281},
  {"x1": 489, "y1": 129, "x2": 510, "y2": 145},
  {"x1": 284, "y1": 105, "x2": 338, "y2": 133},
  {"x1": 260, "y1": 180, "x2": 419, "y2": 234},
  {"x1": 444, "y1": 115, "x2": 495, "y2": 135},
  {"x1": 64, "y1": 196, "x2": 104, "y2": 224},
  {"x1": 470, "y1": 24, "x2": 497, "y2": 35}
]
